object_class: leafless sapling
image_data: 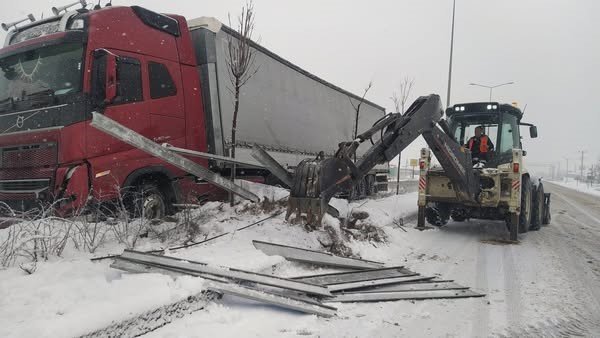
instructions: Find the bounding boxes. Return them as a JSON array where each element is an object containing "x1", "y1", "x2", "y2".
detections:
[
  {"x1": 390, "y1": 77, "x2": 414, "y2": 194},
  {"x1": 350, "y1": 81, "x2": 374, "y2": 141},
  {"x1": 225, "y1": 1, "x2": 259, "y2": 206}
]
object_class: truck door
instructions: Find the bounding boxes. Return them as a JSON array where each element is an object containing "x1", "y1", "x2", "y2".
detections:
[
  {"x1": 87, "y1": 50, "x2": 151, "y2": 158},
  {"x1": 144, "y1": 57, "x2": 185, "y2": 148}
]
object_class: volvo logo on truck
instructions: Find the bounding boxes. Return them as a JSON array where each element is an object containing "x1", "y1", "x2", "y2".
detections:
[{"x1": 15, "y1": 115, "x2": 24, "y2": 129}]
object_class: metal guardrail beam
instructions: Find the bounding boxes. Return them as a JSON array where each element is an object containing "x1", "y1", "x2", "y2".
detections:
[
  {"x1": 327, "y1": 289, "x2": 484, "y2": 302},
  {"x1": 163, "y1": 144, "x2": 264, "y2": 168},
  {"x1": 291, "y1": 266, "x2": 414, "y2": 285},
  {"x1": 250, "y1": 145, "x2": 294, "y2": 188},
  {"x1": 90, "y1": 112, "x2": 259, "y2": 202},
  {"x1": 253, "y1": 240, "x2": 384, "y2": 270},
  {"x1": 119, "y1": 249, "x2": 332, "y2": 297}
]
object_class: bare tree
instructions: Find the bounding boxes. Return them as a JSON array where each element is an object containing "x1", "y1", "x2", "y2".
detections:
[
  {"x1": 225, "y1": 1, "x2": 259, "y2": 205},
  {"x1": 390, "y1": 77, "x2": 415, "y2": 194},
  {"x1": 350, "y1": 81, "x2": 374, "y2": 141}
]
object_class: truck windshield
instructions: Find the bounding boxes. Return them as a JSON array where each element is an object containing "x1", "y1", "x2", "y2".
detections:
[{"x1": 0, "y1": 43, "x2": 83, "y2": 111}]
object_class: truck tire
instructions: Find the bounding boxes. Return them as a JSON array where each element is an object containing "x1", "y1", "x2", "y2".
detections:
[
  {"x1": 530, "y1": 183, "x2": 544, "y2": 231},
  {"x1": 518, "y1": 176, "x2": 532, "y2": 234},
  {"x1": 135, "y1": 183, "x2": 167, "y2": 221},
  {"x1": 425, "y1": 205, "x2": 449, "y2": 227}
]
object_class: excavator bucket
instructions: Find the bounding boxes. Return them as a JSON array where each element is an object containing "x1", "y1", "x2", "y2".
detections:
[{"x1": 286, "y1": 156, "x2": 353, "y2": 226}]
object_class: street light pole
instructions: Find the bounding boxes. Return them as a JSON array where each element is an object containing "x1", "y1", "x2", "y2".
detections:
[
  {"x1": 469, "y1": 82, "x2": 514, "y2": 101},
  {"x1": 446, "y1": 0, "x2": 456, "y2": 108}
]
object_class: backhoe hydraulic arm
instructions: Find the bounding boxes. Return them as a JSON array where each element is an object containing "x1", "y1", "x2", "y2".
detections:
[{"x1": 286, "y1": 94, "x2": 479, "y2": 224}]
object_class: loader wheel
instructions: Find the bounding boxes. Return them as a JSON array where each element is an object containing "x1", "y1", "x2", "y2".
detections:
[
  {"x1": 542, "y1": 193, "x2": 551, "y2": 225},
  {"x1": 518, "y1": 176, "x2": 532, "y2": 234},
  {"x1": 530, "y1": 184, "x2": 544, "y2": 231},
  {"x1": 450, "y1": 209, "x2": 468, "y2": 222},
  {"x1": 506, "y1": 212, "x2": 519, "y2": 241},
  {"x1": 365, "y1": 175, "x2": 376, "y2": 196},
  {"x1": 425, "y1": 205, "x2": 449, "y2": 227}
]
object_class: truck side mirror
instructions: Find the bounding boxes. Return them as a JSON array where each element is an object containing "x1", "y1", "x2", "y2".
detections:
[
  {"x1": 91, "y1": 49, "x2": 118, "y2": 108},
  {"x1": 529, "y1": 125, "x2": 538, "y2": 138}
]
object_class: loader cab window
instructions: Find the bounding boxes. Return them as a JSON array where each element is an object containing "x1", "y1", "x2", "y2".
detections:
[
  {"x1": 498, "y1": 113, "x2": 520, "y2": 154},
  {"x1": 448, "y1": 113, "x2": 500, "y2": 165},
  {"x1": 148, "y1": 62, "x2": 177, "y2": 99}
]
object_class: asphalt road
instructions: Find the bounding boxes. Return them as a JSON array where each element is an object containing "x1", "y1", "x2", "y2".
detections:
[{"x1": 397, "y1": 182, "x2": 600, "y2": 337}]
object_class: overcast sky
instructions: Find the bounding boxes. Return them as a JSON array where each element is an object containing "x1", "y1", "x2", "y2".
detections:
[{"x1": 1, "y1": 0, "x2": 598, "y2": 174}]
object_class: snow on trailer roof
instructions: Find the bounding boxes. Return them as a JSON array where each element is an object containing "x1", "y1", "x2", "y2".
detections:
[{"x1": 187, "y1": 17, "x2": 386, "y2": 112}]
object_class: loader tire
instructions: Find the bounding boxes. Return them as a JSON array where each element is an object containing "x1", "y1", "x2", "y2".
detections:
[
  {"x1": 365, "y1": 175, "x2": 376, "y2": 196},
  {"x1": 518, "y1": 176, "x2": 532, "y2": 234},
  {"x1": 425, "y1": 206, "x2": 449, "y2": 227},
  {"x1": 530, "y1": 184, "x2": 544, "y2": 231},
  {"x1": 542, "y1": 193, "x2": 551, "y2": 225},
  {"x1": 507, "y1": 212, "x2": 519, "y2": 241}
]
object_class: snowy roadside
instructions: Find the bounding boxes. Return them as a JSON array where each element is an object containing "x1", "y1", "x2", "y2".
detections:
[
  {"x1": 0, "y1": 183, "x2": 422, "y2": 337},
  {"x1": 549, "y1": 179, "x2": 600, "y2": 197}
]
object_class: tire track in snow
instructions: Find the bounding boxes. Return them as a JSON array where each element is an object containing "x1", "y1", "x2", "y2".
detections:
[
  {"x1": 502, "y1": 245, "x2": 523, "y2": 331},
  {"x1": 533, "y1": 184, "x2": 600, "y2": 334}
]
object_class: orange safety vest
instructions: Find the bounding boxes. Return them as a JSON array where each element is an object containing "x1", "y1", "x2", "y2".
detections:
[{"x1": 468, "y1": 135, "x2": 490, "y2": 153}]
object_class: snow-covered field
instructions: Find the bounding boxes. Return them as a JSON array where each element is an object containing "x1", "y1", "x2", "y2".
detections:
[{"x1": 1, "y1": 181, "x2": 598, "y2": 337}]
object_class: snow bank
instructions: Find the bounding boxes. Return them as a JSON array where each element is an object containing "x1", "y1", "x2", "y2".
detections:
[{"x1": 550, "y1": 179, "x2": 600, "y2": 197}]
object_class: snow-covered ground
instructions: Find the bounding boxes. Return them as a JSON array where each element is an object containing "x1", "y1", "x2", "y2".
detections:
[
  {"x1": 1, "y1": 181, "x2": 598, "y2": 337},
  {"x1": 550, "y1": 178, "x2": 600, "y2": 198}
]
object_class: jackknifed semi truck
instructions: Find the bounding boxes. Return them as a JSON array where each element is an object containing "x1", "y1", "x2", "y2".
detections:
[{"x1": 0, "y1": 4, "x2": 388, "y2": 216}]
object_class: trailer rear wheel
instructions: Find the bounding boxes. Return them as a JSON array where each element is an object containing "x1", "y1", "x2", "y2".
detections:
[{"x1": 518, "y1": 176, "x2": 532, "y2": 234}]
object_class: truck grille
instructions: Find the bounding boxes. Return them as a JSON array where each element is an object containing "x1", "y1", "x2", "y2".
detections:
[
  {"x1": 0, "y1": 142, "x2": 57, "y2": 169},
  {"x1": 0, "y1": 179, "x2": 50, "y2": 193}
]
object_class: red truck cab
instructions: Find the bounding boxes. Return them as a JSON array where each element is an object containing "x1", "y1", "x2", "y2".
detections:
[{"x1": 0, "y1": 6, "x2": 218, "y2": 216}]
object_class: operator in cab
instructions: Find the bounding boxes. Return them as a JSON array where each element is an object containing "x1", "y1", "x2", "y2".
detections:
[{"x1": 467, "y1": 126, "x2": 494, "y2": 161}]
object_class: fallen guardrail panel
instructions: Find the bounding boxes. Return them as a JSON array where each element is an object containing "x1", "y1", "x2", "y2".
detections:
[
  {"x1": 291, "y1": 266, "x2": 415, "y2": 285},
  {"x1": 207, "y1": 283, "x2": 337, "y2": 318},
  {"x1": 252, "y1": 240, "x2": 384, "y2": 270},
  {"x1": 327, "y1": 289, "x2": 485, "y2": 303},
  {"x1": 342, "y1": 281, "x2": 469, "y2": 293},
  {"x1": 326, "y1": 275, "x2": 435, "y2": 292},
  {"x1": 119, "y1": 250, "x2": 332, "y2": 297}
]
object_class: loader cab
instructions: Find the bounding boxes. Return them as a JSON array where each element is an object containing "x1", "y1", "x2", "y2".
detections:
[{"x1": 446, "y1": 102, "x2": 526, "y2": 167}]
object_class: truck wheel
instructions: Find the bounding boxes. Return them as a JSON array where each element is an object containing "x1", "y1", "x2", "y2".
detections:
[
  {"x1": 518, "y1": 176, "x2": 532, "y2": 234},
  {"x1": 425, "y1": 205, "x2": 449, "y2": 227},
  {"x1": 530, "y1": 184, "x2": 544, "y2": 231},
  {"x1": 136, "y1": 183, "x2": 167, "y2": 221}
]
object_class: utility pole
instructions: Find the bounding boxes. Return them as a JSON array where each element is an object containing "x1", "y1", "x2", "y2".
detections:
[
  {"x1": 564, "y1": 157, "x2": 569, "y2": 182},
  {"x1": 579, "y1": 150, "x2": 585, "y2": 184},
  {"x1": 446, "y1": 0, "x2": 456, "y2": 108}
]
